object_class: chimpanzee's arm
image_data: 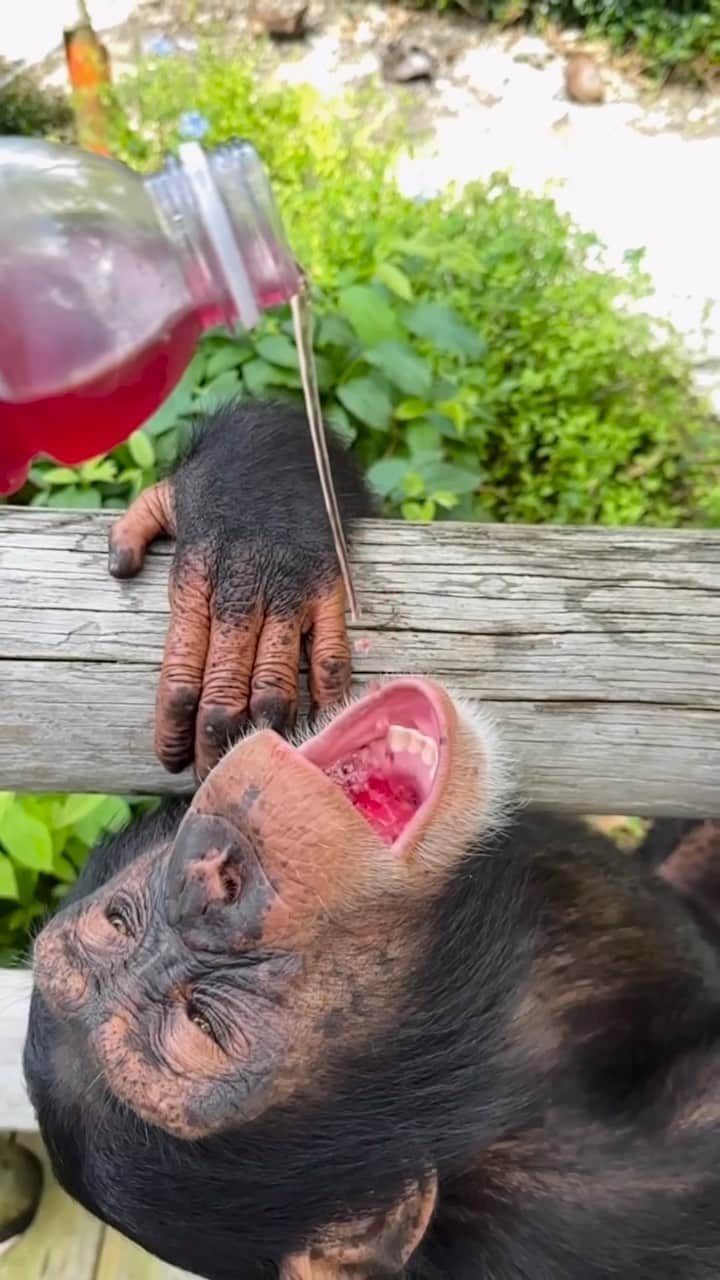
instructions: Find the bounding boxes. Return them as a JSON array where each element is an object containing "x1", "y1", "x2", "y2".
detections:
[{"x1": 108, "y1": 400, "x2": 372, "y2": 777}]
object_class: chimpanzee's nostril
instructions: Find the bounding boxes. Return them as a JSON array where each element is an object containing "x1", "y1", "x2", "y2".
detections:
[{"x1": 220, "y1": 860, "x2": 242, "y2": 905}]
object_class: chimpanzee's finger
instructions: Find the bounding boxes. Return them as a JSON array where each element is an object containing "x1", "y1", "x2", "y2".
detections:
[
  {"x1": 306, "y1": 582, "x2": 352, "y2": 716},
  {"x1": 249, "y1": 616, "x2": 303, "y2": 734},
  {"x1": 154, "y1": 560, "x2": 211, "y2": 774},
  {"x1": 195, "y1": 608, "x2": 263, "y2": 778},
  {"x1": 108, "y1": 480, "x2": 174, "y2": 579}
]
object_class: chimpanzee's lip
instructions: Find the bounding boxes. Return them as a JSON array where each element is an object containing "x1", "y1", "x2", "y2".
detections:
[{"x1": 299, "y1": 678, "x2": 449, "y2": 851}]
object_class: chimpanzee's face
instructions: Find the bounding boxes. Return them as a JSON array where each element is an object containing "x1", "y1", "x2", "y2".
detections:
[{"x1": 31, "y1": 679, "x2": 504, "y2": 1142}]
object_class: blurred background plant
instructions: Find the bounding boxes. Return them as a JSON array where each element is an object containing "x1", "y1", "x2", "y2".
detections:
[{"x1": 411, "y1": 0, "x2": 720, "y2": 84}]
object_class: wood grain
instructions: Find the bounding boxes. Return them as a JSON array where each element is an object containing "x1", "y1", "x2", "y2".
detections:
[{"x1": 1, "y1": 509, "x2": 718, "y2": 815}]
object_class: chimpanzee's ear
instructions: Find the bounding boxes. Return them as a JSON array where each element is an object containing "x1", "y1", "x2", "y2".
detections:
[{"x1": 280, "y1": 1171, "x2": 437, "y2": 1278}]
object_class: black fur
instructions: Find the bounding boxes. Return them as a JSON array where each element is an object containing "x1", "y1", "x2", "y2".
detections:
[
  {"x1": 24, "y1": 807, "x2": 720, "y2": 1279},
  {"x1": 172, "y1": 398, "x2": 374, "y2": 622}
]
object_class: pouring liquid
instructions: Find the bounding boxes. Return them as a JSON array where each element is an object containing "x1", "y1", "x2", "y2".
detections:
[{"x1": 291, "y1": 279, "x2": 360, "y2": 623}]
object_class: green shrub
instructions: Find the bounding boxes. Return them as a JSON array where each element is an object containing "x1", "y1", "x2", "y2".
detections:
[
  {"x1": 0, "y1": 68, "x2": 73, "y2": 139},
  {"x1": 0, "y1": 793, "x2": 157, "y2": 963},
  {"x1": 411, "y1": 0, "x2": 720, "y2": 81},
  {"x1": 23, "y1": 49, "x2": 717, "y2": 527}
]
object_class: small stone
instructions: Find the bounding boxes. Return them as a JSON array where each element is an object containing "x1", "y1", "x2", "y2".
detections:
[
  {"x1": 0, "y1": 1139, "x2": 43, "y2": 1246},
  {"x1": 381, "y1": 40, "x2": 437, "y2": 84},
  {"x1": 564, "y1": 52, "x2": 605, "y2": 104},
  {"x1": 250, "y1": 2, "x2": 309, "y2": 40}
]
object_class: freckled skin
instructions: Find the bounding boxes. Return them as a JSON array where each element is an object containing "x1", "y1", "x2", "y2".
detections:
[{"x1": 22, "y1": 401, "x2": 720, "y2": 1280}]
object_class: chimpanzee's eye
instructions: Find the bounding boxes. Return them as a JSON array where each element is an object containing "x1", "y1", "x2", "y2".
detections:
[
  {"x1": 187, "y1": 1002, "x2": 215, "y2": 1040},
  {"x1": 105, "y1": 903, "x2": 133, "y2": 938}
]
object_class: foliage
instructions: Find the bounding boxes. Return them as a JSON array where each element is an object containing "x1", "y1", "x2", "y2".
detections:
[
  {"x1": 0, "y1": 68, "x2": 73, "y2": 139},
  {"x1": 411, "y1": 0, "x2": 720, "y2": 81},
  {"x1": 0, "y1": 792, "x2": 157, "y2": 963},
  {"x1": 20, "y1": 49, "x2": 717, "y2": 527}
]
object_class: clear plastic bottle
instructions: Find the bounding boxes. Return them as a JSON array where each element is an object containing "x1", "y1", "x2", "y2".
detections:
[{"x1": 0, "y1": 136, "x2": 302, "y2": 494}]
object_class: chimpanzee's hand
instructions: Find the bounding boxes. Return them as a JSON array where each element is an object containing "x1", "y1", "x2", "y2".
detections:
[{"x1": 107, "y1": 401, "x2": 371, "y2": 778}]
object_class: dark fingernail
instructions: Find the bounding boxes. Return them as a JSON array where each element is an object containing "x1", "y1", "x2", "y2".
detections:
[
  {"x1": 251, "y1": 696, "x2": 295, "y2": 736},
  {"x1": 202, "y1": 707, "x2": 249, "y2": 750},
  {"x1": 108, "y1": 544, "x2": 137, "y2": 578}
]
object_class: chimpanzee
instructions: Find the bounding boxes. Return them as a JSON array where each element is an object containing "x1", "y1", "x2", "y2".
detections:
[{"x1": 23, "y1": 400, "x2": 720, "y2": 1280}]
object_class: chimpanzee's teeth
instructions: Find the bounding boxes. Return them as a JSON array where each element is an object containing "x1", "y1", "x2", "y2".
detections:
[{"x1": 387, "y1": 725, "x2": 438, "y2": 772}]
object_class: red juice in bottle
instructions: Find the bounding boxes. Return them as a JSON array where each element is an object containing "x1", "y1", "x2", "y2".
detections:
[
  {"x1": 0, "y1": 137, "x2": 303, "y2": 494},
  {"x1": 0, "y1": 236, "x2": 202, "y2": 491}
]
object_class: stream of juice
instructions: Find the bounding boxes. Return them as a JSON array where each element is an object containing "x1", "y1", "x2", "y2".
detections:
[{"x1": 291, "y1": 282, "x2": 359, "y2": 623}]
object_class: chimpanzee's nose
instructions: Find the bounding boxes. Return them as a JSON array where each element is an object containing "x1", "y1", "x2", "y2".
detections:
[{"x1": 165, "y1": 813, "x2": 265, "y2": 952}]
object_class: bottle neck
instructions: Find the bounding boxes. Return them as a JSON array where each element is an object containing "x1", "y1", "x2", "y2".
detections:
[{"x1": 145, "y1": 141, "x2": 302, "y2": 335}]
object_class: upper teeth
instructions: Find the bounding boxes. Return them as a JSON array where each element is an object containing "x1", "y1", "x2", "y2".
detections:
[{"x1": 387, "y1": 725, "x2": 438, "y2": 771}]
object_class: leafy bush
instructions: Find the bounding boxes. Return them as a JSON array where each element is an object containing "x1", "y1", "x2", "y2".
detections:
[
  {"x1": 22, "y1": 50, "x2": 718, "y2": 527},
  {"x1": 0, "y1": 793, "x2": 157, "y2": 963},
  {"x1": 412, "y1": 0, "x2": 720, "y2": 81},
  {"x1": 0, "y1": 68, "x2": 73, "y2": 139}
]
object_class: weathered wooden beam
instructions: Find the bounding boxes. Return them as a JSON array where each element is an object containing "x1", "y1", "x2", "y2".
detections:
[{"x1": 0, "y1": 509, "x2": 718, "y2": 815}]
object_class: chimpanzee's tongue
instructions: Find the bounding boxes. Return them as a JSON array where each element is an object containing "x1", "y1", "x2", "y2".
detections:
[{"x1": 321, "y1": 726, "x2": 437, "y2": 845}]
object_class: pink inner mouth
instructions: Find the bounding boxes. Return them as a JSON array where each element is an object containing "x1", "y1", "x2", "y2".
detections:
[{"x1": 300, "y1": 681, "x2": 446, "y2": 847}]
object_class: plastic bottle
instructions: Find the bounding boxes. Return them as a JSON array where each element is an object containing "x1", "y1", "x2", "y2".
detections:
[{"x1": 0, "y1": 136, "x2": 302, "y2": 494}]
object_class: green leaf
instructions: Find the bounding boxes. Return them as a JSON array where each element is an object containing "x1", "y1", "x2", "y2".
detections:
[
  {"x1": 401, "y1": 499, "x2": 435, "y2": 522},
  {"x1": 395, "y1": 398, "x2": 431, "y2": 421},
  {"x1": 337, "y1": 376, "x2": 393, "y2": 431},
  {"x1": 402, "y1": 471, "x2": 425, "y2": 499},
  {"x1": 405, "y1": 303, "x2": 486, "y2": 359},
  {"x1": 338, "y1": 286, "x2": 401, "y2": 347},
  {"x1": 46, "y1": 487, "x2": 103, "y2": 509},
  {"x1": 39, "y1": 467, "x2": 80, "y2": 487},
  {"x1": 128, "y1": 430, "x2": 156, "y2": 470},
  {"x1": 1, "y1": 805, "x2": 53, "y2": 872},
  {"x1": 79, "y1": 459, "x2": 117, "y2": 484},
  {"x1": 242, "y1": 358, "x2": 276, "y2": 397},
  {"x1": 198, "y1": 370, "x2": 244, "y2": 403},
  {"x1": 73, "y1": 797, "x2": 131, "y2": 846},
  {"x1": 316, "y1": 314, "x2": 356, "y2": 350},
  {"x1": 205, "y1": 343, "x2": 253, "y2": 379},
  {"x1": 52, "y1": 854, "x2": 79, "y2": 884},
  {"x1": 57, "y1": 794, "x2": 110, "y2": 828},
  {"x1": 325, "y1": 405, "x2": 357, "y2": 447},
  {"x1": 364, "y1": 340, "x2": 433, "y2": 397},
  {"x1": 406, "y1": 422, "x2": 443, "y2": 459},
  {"x1": 367, "y1": 458, "x2": 409, "y2": 497},
  {"x1": 374, "y1": 262, "x2": 414, "y2": 301},
  {"x1": 429, "y1": 489, "x2": 460, "y2": 510},
  {"x1": 0, "y1": 854, "x2": 19, "y2": 901},
  {"x1": 0, "y1": 792, "x2": 14, "y2": 826},
  {"x1": 417, "y1": 461, "x2": 481, "y2": 495},
  {"x1": 255, "y1": 335, "x2": 299, "y2": 369}
]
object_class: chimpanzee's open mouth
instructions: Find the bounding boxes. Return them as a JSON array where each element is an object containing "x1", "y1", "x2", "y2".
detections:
[{"x1": 300, "y1": 679, "x2": 449, "y2": 848}]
